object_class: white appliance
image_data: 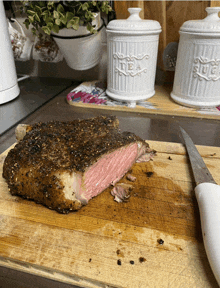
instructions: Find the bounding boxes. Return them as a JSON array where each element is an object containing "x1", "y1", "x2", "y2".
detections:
[{"x1": 0, "y1": 0, "x2": 19, "y2": 104}]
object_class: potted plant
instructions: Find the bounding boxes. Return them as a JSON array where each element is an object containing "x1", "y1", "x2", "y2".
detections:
[{"x1": 20, "y1": 1, "x2": 113, "y2": 70}]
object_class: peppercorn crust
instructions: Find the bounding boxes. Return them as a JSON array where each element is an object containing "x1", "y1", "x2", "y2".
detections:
[{"x1": 3, "y1": 115, "x2": 148, "y2": 213}]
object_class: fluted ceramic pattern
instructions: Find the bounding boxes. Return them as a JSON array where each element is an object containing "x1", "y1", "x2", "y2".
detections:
[
  {"x1": 106, "y1": 33, "x2": 159, "y2": 102},
  {"x1": 106, "y1": 7, "x2": 161, "y2": 102},
  {"x1": 171, "y1": 35, "x2": 220, "y2": 107},
  {"x1": 171, "y1": 7, "x2": 220, "y2": 108}
]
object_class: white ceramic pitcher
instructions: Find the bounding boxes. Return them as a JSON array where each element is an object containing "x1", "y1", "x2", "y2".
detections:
[{"x1": 8, "y1": 18, "x2": 33, "y2": 61}]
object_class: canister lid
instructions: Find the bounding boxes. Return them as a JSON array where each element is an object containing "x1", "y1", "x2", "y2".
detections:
[
  {"x1": 180, "y1": 7, "x2": 220, "y2": 34},
  {"x1": 106, "y1": 7, "x2": 161, "y2": 34}
]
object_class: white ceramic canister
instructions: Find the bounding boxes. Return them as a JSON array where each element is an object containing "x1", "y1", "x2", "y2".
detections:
[
  {"x1": 106, "y1": 8, "x2": 161, "y2": 102},
  {"x1": 171, "y1": 7, "x2": 220, "y2": 108}
]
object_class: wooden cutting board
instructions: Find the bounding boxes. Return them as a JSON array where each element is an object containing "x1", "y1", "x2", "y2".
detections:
[
  {"x1": 0, "y1": 141, "x2": 220, "y2": 288},
  {"x1": 67, "y1": 82, "x2": 220, "y2": 120}
]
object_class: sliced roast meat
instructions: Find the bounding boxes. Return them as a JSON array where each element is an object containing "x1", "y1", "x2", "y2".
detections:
[
  {"x1": 126, "y1": 174, "x2": 136, "y2": 182},
  {"x1": 111, "y1": 183, "x2": 133, "y2": 203},
  {"x1": 3, "y1": 115, "x2": 153, "y2": 213}
]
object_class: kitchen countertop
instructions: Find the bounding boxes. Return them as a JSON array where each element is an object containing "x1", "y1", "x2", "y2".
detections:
[
  {"x1": 1, "y1": 77, "x2": 220, "y2": 155},
  {"x1": 0, "y1": 77, "x2": 75, "y2": 138},
  {"x1": 0, "y1": 77, "x2": 220, "y2": 288}
]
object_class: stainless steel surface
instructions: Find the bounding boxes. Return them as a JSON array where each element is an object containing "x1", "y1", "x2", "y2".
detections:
[
  {"x1": 180, "y1": 126, "x2": 216, "y2": 185},
  {"x1": 0, "y1": 265, "x2": 79, "y2": 288},
  {"x1": 0, "y1": 77, "x2": 74, "y2": 136}
]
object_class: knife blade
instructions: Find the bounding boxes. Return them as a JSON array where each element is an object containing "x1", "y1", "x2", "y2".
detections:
[
  {"x1": 180, "y1": 126, "x2": 220, "y2": 285},
  {"x1": 180, "y1": 127, "x2": 216, "y2": 185}
]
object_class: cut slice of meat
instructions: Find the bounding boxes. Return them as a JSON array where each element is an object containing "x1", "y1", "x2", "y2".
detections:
[
  {"x1": 126, "y1": 174, "x2": 136, "y2": 182},
  {"x1": 111, "y1": 183, "x2": 133, "y2": 203},
  {"x1": 3, "y1": 116, "x2": 154, "y2": 213}
]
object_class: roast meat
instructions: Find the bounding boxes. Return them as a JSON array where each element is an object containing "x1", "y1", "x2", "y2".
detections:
[{"x1": 3, "y1": 116, "x2": 153, "y2": 213}]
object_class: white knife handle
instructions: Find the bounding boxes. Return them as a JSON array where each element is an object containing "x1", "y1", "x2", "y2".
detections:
[{"x1": 195, "y1": 182, "x2": 220, "y2": 285}]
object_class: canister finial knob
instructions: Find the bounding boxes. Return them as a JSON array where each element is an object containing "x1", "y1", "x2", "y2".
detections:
[
  {"x1": 205, "y1": 7, "x2": 220, "y2": 21},
  {"x1": 127, "y1": 8, "x2": 142, "y2": 21}
]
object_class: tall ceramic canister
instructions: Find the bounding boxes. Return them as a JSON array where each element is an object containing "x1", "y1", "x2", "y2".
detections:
[
  {"x1": 171, "y1": 7, "x2": 220, "y2": 108},
  {"x1": 106, "y1": 8, "x2": 162, "y2": 102}
]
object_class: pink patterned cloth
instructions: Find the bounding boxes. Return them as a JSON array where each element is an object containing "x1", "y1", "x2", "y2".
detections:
[{"x1": 67, "y1": 91, "x2": 106, "y2": 105}]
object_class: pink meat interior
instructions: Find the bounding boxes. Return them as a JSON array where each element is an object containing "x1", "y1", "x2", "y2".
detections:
[{"x1": 80, "y1": 143, "x2": 138, "y2": 201}]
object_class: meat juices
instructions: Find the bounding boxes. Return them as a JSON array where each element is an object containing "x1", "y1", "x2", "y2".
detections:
[{"x1": 3, "y1": 116, "x2": 154, "y2": 213}]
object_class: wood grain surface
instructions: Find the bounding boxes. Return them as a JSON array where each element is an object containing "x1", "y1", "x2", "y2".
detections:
[
  {"x1": 0, "y1": 141, "x2": 220, "y2": 287},
  {"x1": 68, "y1": 84, "x2": 220, "y2": 120}
]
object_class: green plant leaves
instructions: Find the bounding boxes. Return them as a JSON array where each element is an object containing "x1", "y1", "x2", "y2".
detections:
[
  {"x1": 31, "y1": 27, "x2": 37, "y2": 35},
  {"x1": 35, "y1": 5, "x2": 42, "y2": 14},
  {"x1": 53, "y1": 10, "x2": 59, "y2": 19},
  {"x1": 57, "y1": 4, "x2": 64, "y2": 13},
  {"x1": 55, "y1": 18, "x2": 61, "y2": 25},
  {"x1": 28, "y1": 15, "x2": 34, "y2": 23},
  {"x1": 35, "y1": 13, "x2": 40, "y2": 22},
  {"x1": 67, "y1": 17, "x2": 79, "y2": 30},
  {"x1": 45, "y1": 16, "x2": 53, "y2": 24},
  {"x1": 42, "y1": 26, "x2": 51, "y2": 35},
  {"x1": 23, "y1": 19, "x2": 30, "y2": 29},
  {"x1": 47, "y1": 22, "x2": 53, "y2": 29},
  {"x1": 60, "y1": 16, "x2": 67, "y2": 25},
  {"x1": 66, "y1": 11, "x2": 74, "y2": 21},
  {"x1": 52, "y1": 24, "x2": 59, "y2": 33},
  {"x1": 82, "y1": 2, "x2": 89, "y2": 11},
  {"x1": 87, "y1": 23, "x2": 97, "y2": 34},
  {"x1": 27, "y1": 10, "x2": 35, "y2": 16},
  {"x1": 21, "y1": 1, "x2": 112, "y2": 36}
]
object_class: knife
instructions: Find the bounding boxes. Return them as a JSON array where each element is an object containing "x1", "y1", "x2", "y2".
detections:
[{"x1": 180, "y1": 127, "x2": 220, "y2": 285}]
